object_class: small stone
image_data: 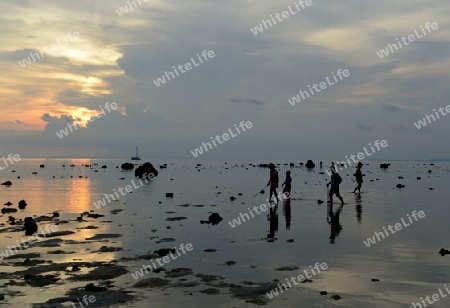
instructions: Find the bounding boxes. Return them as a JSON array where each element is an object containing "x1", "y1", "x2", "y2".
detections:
[
  {"x1": 320, "y1": 291, "x2": 327, "y2": 295},
  {"x1": 331, "y1": 295, "x2": 342, "y2": 300}
]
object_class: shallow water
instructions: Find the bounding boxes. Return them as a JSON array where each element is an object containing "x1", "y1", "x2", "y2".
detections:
[{"x1": 0, "y1": 159, "x2": 449, "y2": 307}]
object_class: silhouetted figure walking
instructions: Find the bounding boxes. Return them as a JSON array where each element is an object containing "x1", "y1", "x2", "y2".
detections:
[
  {"x1": 326, "y1": 166, "x2": 344, "y2": 204},
  {"x1": 282, "y1": 170, "x2": 292, "y2": 198},
  {"x1": 267, "y1": 163, "x2": 279, "y2": 203},
  {"x1": 352, "y1": 162, "x2": 363, "y2": 194}
]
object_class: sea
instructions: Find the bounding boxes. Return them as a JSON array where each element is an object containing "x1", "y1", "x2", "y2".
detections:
[{"x1": 0, "y1": 158, "x2": 448, "y2": 307}]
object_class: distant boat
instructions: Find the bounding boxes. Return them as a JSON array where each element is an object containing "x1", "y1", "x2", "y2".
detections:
[{"x1": 131, "y1": 146, "x2": 141, "y2": 160}]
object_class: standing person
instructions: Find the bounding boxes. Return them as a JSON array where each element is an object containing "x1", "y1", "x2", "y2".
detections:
[
  {"x1": 352, "y1": 162, "x2": 363, "y2": 194},
  {"x1": 326, "y1": 166, "x2": 344, "y2": 204},
  {"x1": 267, "y1": 163, "x2": 279, "y2": 203},
  {"x1": 281, "y1": 170, "x2": 292, "y2": 198}
]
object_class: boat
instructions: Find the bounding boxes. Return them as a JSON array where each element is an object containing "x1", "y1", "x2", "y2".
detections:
[{"x1": 131, "y1": 146, "x2": 141, "y2": 160}]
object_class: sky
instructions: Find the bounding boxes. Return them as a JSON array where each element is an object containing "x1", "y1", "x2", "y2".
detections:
[{"x1": 1, "y1": 0, "x2": 449, "y2": 160}]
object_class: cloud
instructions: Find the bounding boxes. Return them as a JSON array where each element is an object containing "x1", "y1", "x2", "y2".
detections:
[
  {"x1": 356, "y1": 123, "x2": 374, "y2": 130},
  {"x1": 384, "y1": 105, "x2": 405, "y2": 112},
  {"x1": 8, "y1": 120, "x2": 25, "y2": 124},
  {"x1": 230, "y1": 98, "x2": 266, "y2": 105}
]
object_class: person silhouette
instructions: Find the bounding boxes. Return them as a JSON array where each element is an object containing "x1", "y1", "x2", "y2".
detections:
[
  {"x1": 281, "y1": 170, "x2": 292, "y2": 198},
  {"x1": 267, "y1": 163, "x2": 279, "y2": 203},
  {"x1": 352, "y1": 162, "x2": 363, "y2": 194},
  {"x1": 326, "y1": 166, "x2": 344, "y2": 204}
]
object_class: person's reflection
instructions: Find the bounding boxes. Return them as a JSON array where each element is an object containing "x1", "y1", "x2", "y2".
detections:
[
  {"x1": 282, "y1": 199, "x2": 291, "y2": 230},
  {"x1": 355, "y1": 193, "x2": 362, "y2": 224},
  {"x1": 327, "y1": 203, "x2": 343, "y2": 244},
  {"x1": 267, "y1": 204, "x2": 279, "y2": 241}
]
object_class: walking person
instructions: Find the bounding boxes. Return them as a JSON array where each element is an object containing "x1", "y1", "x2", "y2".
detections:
[
  {"x1": 267, "y1": 163, "x2": 279, "y2": 203},
  {"x1": 281, "y1": 170, "x2": 292, "y2": 198},
  {"x1": 352, "y1": 162, "x2": 363, "y2": 194},
  {"x1": 326, "y1": 166, "x2": 344, "y2": 204}
]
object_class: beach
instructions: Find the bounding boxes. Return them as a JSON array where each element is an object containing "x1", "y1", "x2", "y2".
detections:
[{"x1": 0, "y1": 158, "x2": 448, "y2": 307}]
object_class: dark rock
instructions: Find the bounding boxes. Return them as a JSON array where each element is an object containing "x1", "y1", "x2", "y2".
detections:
[
  {"x1": 24, "y1": 217, "x2": 38, "y2": 235},
  {"x1": 86, "y1": 213, "x2": 104, "y2": 219},
  {"x1": 200, "y1": 213, "x2": 223, "y2": 225},
  {"x1": 320, "y1": 291, "x2": 328, "y2": 295},
  {"x1": 165, "y1": 268, "x2": 194, "y2": 278},
  {"x1": 135, "y1": 162, "x2": 158, "y2": 180},
  {"x1": 1, "y1": 208, "x2": 17, "y2": 214},
  {"x1": 274, "y1": 266, "x2": 299, "y2": 271},
  {"x1": 317, "y1": 199, "x2": 324, "y2": 204},
  {"x1": 372, "y1": 278, "x2": 379, "y2": 282},
  {"x1": 134, "y1": 278, "x2": 170, "y2": 288},
  {"x1": 154, "y1": 248, "x2": 176, "y2": 257},
  {"x1": 417, "y1": 177, "x2": 421, "y2": 180},
  {"x1": 72, "y1": 265, "x2": 81, "y2": 272},
  {"x1": 199, "y1": 288, "x2": 220, "y2": 295},
  {"x1": 230, "y1": 196, "x2": 236, "y2": 201},
  {"x1": 84, "y1": 283, "x2": 107, "y2": 292},
  {"x1": 40, "y1": 164, "x2": 45, "y2": 168},
  {"x1": 331, "y1": 295, "x2": 342, "y2": 300},
  {"x1": 439, "y1": 248, "x2": 450, "y2": 256},
  {"x1": 24, "y1": 274, "x2": 59, "y2": 287},
  {"x1": 396, "y1": 184, "x2": 405, "y2": 188},
  {"x1": 121, "y1": 163, "x2": 134, "y2": 170},
  {"x1": 1, "y1": 181, "x2": 12, "y2": 186},
  {"x1": 305, "y1": 160, "x2": 315, "y2": 168},
  {"x1": 4, "y1": 201, "x2": 12, "y2": 206},
  {"x1": 165, "y1": 193, "x2": 174, "y2": 198},
  {"x1": 18, "y1": 200, "x2": 27, "y2": 209},
  {"x1": 380, "y1": 163, "x2": 390, "y2": 169},
  {"x1": 53, "y1": 212, "x2": 59, "y2": 218}
]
